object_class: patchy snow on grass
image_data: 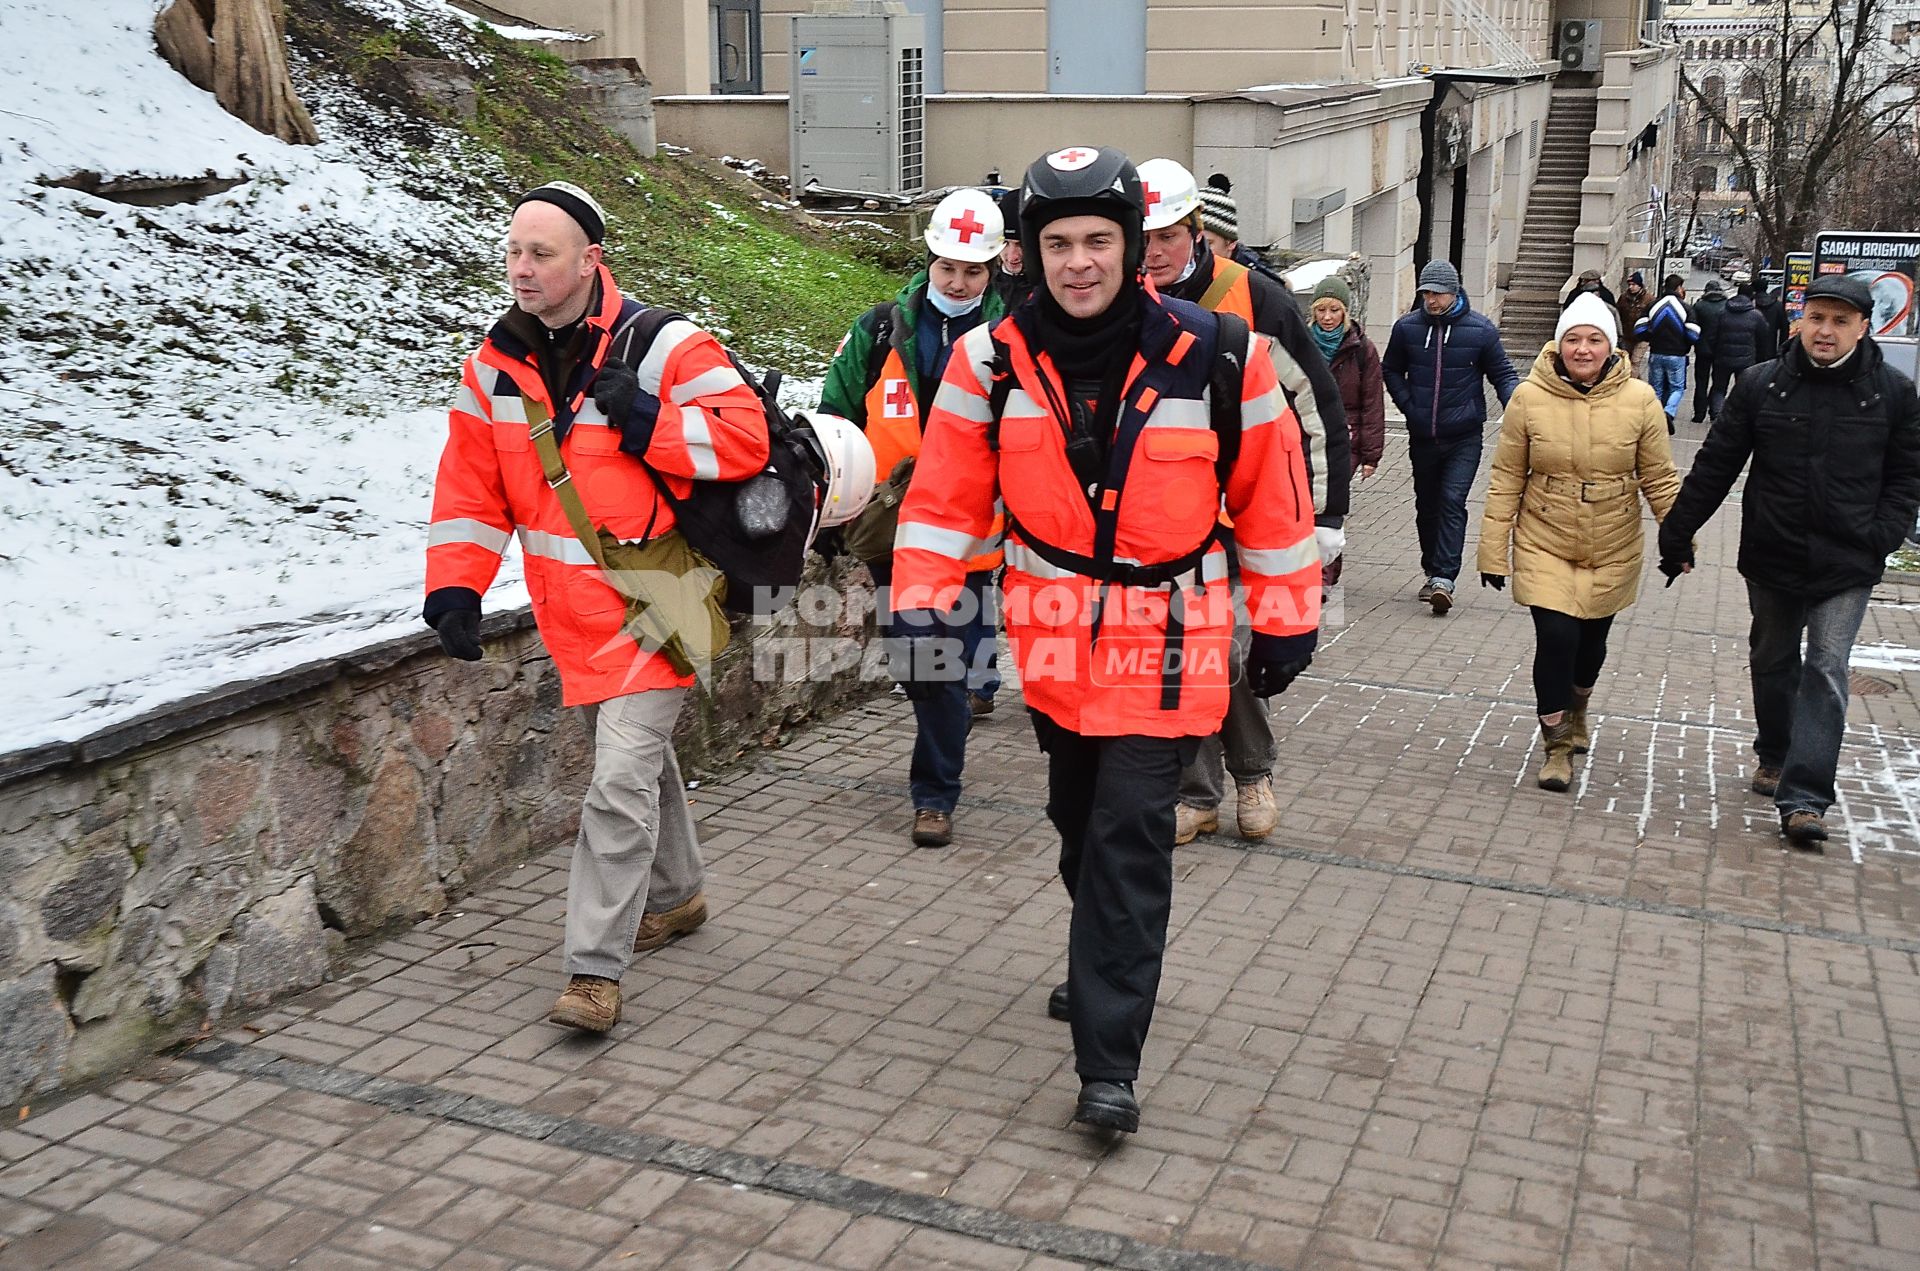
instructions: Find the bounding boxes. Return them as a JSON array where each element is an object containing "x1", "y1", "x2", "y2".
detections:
[{"x1": 0, "y1": 0, "x2": 523, "y2": 751}]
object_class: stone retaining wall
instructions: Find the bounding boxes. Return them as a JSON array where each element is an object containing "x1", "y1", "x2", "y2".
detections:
[{"x1": 0, "y1": 559, "x2": 879, "y2": 1104}]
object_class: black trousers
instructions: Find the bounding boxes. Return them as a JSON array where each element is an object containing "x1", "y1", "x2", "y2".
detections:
[
  {"x1": 1030, "y1": 712, "x2": 1198, "y2": 1083},
  {"x1": 1530, "y1": 607, "x2": 1615, "y2": 717},
  {"x1": 1691, "y1": 351, "x2": 1713, "y2": 420}
]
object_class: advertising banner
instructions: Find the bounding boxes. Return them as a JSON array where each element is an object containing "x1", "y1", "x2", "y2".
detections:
[
  {"x1": 1812, "y1": 232, "x2": 1920, "y2": 337},
  {"x1": 1784, "y1": 252, "x2": 1813, "y2": 325}
]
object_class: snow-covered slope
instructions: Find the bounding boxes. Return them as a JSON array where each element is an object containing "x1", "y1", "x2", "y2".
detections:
[{"x1": 0, "y1": 0, "x2": 532, "y2": 751}]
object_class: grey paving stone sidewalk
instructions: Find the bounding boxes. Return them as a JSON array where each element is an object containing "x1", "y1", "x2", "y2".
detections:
[{"x1": 5, "y1": 417, "x2": 1919, "y2": 1270}]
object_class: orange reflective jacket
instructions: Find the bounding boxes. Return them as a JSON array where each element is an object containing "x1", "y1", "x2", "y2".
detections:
[
  {"x1": 858, "y1": 340, "x2": 1005, "y2": 572},
  {"x1": 426, "y1": 264, "x2": 770, "y2": 706},
  {"x1": 892, "y1": 293, "x2": 1320, "y2": 737}
]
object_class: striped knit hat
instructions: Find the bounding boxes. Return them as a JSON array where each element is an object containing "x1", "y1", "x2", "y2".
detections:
[{"x1": 1198, "y1": 173, "x2": 1238, "y2": 240}]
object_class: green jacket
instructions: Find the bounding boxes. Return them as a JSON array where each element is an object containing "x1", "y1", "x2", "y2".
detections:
[{"x1": 819, "y1": 271, "x2": 1007, "y2": 427}]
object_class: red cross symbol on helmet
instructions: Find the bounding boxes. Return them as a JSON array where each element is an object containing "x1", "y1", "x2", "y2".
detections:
[
  {"x1": 1047, "y1": 147, "x2": 1097, "y2": 171},
  {"x1": 950, "y1": 210, "x2": 986, "y2": 244}
]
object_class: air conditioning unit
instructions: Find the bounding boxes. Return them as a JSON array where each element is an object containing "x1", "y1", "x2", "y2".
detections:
[
  {"x1": 789, "y1": 9, "x2": 926, "y2": 198},
  {"x1": 1558, "y1": 19, "x2": 1603, "y2": 72}
]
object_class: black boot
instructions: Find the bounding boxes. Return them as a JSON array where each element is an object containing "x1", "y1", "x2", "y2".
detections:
[
  {"x1": 1046, "y1": 981, "x2": 1069, "y2": 1021},
  {"x1": 1074, "y1": 1080, "x2": 1139, "y2": 1133}
]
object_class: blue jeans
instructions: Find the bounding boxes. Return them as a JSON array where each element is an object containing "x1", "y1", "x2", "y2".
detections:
[
  {"x1": 872, "y1": 564, "x2": 1000, "y2": 813},
  {"x1": 1408, "y1": 432, "x2": 1483, "y2": 583},
  {"x1": 1648, "y1": 353, "x2": 1688, "y2": 419},
  {"x1": 1746, "y1": 581, "x2": 1872, "y2": 817}
]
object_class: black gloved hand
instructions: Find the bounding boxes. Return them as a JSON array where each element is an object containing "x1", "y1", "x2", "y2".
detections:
[
  {"x1": 1481, "y1": 572, "x2": 1505, "y2": 591},
  {"x1": 1245, "y1": 631, "x2": 1315, "y2": 698},
  {"x1": 887, "y1": 610, "x2": 961, "y2": 702},
  {"x1": 1658, "y1": 557, "x2": 1689, "y2": 587},
  {"x1": 595, "y1": 359, "x2": 662, "y2": 455},
  {"x1": 433, "y1": 609, "x2": 483, "y2": 661}
]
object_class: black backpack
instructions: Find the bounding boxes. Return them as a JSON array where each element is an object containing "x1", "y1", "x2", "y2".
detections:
[{"x1": 607, "y1": 305, "x2": 826, "y2": 616}]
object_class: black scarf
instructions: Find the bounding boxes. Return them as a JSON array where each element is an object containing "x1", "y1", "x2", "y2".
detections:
[{"x1": 1023, "y1": 279, "x2": 1143, "y2": 489}]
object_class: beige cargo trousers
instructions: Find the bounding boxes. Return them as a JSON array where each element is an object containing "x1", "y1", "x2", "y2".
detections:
[{"x1": 565, "y1": 686, "x2": 704, "y2": 980}]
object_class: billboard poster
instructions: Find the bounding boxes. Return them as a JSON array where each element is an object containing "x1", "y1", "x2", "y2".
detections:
[
  {"x1": 1784, "y1": 252, "x2": 1813, "y2": 325},
  {"x1": 1812, "y1": 231, "x2": 1920, "y2": 338}
]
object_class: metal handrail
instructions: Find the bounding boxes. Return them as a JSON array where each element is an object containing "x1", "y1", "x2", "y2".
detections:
[{"x1": 1449, "y1": 0, "x2": 1536, "y2": 69}]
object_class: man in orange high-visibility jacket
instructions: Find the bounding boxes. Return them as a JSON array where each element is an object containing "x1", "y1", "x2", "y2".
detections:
[
  {"x1": 890, "y1": 147, "x2": 1321, "y2": 1135},
  {"x1": 424, "y1": 182, "x2": 769, "y2": 1036},
  {"x1": 1137, "y1": 156, "x2": 1349, "y2": 848}
]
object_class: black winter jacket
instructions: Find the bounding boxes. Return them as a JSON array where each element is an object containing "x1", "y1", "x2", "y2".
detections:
[
  {"x1": 1381, "y1": 295, "x2": 1522, "y2": 444},
  {"x1": 1693, "y1": 293, "x2": 1727, "y2": 362},
  {"x1": 1710, "y1": 295, "x2": 1776, "y2": 372},
  {"x1": 1660, "y1": 338, "x2": 1920, "y2": 597},
  {"x1": 1165, "y1": 251, "x2": 1351, "y2": 519}
]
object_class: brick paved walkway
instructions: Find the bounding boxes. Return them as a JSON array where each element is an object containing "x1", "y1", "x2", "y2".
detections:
[{"x1": 5, "y1": 417, "x2": 1920, "y2": 1271}]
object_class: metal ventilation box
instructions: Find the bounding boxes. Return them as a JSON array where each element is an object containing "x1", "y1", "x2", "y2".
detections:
[{"x1": 789, "y1": 7, "x2": 926, "y2": 197}]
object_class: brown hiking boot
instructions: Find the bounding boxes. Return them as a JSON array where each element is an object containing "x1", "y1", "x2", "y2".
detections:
[
  {"x1": 1751, "y1": 765, "x2": 1782, "y2": 797},
  {"x1": 1568, "y1": 686, "x2": 1593, "y2": 754},
  {"x1": 634, "y1": 892, "x2": 708, "y2": 952},
  {"x1": 1537, "y1": 718, "x2": 1575, "y2": 792},
  {"x1": 1235, "y1": 776, "x2": 1277, "y2": 840},
  {"x1": 1174, "y1": 802, "x2": 1219, "y2": 845},
  {"x1": 1781, "y1": 810, "x2": 1828, "y2": 850},
  {"x1": 548, "y1": 975, "x2": 621, "y2": 1033},
  {"x1": 911, "y1": 808, "x2": 953, "y2": 847}
]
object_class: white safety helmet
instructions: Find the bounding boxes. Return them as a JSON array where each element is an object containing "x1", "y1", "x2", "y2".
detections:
[
  {"x1": 804, "y1": 412, "x2": 878, "y2": 529},
  {"x1": 923, "y1": 188, "x2": 1005, "y2": 264},
  {"x1": 1136, "y1": 158, "x2": 1203, "y2": 233}
]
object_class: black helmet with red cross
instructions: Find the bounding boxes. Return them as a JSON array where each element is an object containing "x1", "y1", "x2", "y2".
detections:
[{"x1": 1017, "y1": 145, "x2": 1145, "y2": 283}]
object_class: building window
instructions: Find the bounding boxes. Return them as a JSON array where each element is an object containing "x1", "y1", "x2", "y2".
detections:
[{"x1": 710, "y1": 0, "x2": 762, "y2": 95}]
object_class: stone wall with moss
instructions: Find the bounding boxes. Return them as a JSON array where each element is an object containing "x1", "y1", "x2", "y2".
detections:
[{"x1": 0, "y1": 559, "x2": 879, "y2": 1104}]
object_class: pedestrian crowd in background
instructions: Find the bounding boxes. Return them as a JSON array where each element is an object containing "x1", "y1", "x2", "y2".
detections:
[{"x1": 419, "y1": 152, "x2": 1920, "y2": 1138}]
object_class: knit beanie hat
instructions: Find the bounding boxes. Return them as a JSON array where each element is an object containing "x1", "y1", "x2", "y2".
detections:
[
  {"x1": 1416, "y1": 259, "x2": 1462, "y2": 294},
  {"x1": 1555, "y1": 291, "x2": 1619, "y2": 348},
  {"x1": 515, "y1": 181, "x2": 606, "y2": 244},
  {"x1": 1311, "y1": 275, "x2": 1352, "y2": 310},
  {"x1": 1198, "y1": 173, "x2": 1238, "y2": 239}
]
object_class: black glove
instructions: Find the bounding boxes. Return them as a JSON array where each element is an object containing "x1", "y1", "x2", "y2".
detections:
[
  {"x1": 1481, "y1": 572, "x2": 1505, "y2": 591},
  {"x1": 433, "y1": 609, "x2": 483, "y2": 661},
  {"x1": 1658, "y1": 557, "x2": 1689, "y2": 587},
  {"x1": 1245, "y1": 631, "x2": 1314, "y2": 698},
  {"x1": 595, "y1": 359, "x2": 662, "y2": 455},
  {"x1": 886, "y1": 610, "x2": 963, "y2": 702}
]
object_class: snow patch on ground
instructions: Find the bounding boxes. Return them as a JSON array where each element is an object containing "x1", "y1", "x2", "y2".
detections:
[
  {"x1": 0, "y1": 0, "x2": 524, "y2": 751},
  {"x1": 1850, "y1": 643, "x2": 1920, "y2": 673}
]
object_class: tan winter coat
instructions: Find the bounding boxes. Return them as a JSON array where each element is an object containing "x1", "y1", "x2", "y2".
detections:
[{"x1": 1477, "y1": 344, "x2": 1681, "y2": 618}]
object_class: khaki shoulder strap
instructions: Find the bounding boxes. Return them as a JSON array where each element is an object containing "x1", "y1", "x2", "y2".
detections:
[
  {"x1": 1198, "y1": 260, "x2": 1246, "y2": 312},
  {"x1": 523, "y1": 393, "x2": 613, "y2": 572}
]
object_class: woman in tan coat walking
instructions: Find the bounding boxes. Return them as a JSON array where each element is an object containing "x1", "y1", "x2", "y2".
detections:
[{"x1": 1478, "y1": 293, "x2": 1681, "y2": 790}]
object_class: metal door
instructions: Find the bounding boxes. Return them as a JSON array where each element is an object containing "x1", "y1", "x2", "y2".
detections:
[
  {"x1": 1047, "y1": 0, "x2": 1144, "y2": 94},
  {"x1": 711, "y1": 0, "x2": 762, "y2": 95}
]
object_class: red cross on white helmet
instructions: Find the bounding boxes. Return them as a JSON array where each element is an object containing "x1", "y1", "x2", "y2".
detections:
[
  {"x1": 1135, "y1": 158, "x2": 1202, "y2": 232},
  {"x1": 923, "y1": 188, "x2": 1006, "y2": 264}
]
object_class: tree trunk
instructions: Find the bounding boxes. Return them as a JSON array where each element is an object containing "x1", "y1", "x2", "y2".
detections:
[{"x1": 154, "y1": 0, "x2": 318, "y2": 147}]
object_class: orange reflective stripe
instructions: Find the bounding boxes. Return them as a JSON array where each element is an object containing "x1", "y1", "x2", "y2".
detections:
[
  {"x1": 1136, "y1": 385, "x2": 1160, "y2": 413},
  {"x1": 1168, "y1": 330, "x2": 1196, "y2": 365}
]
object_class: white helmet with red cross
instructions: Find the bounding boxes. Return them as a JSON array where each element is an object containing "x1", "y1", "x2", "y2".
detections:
[
  {"x1": 1137, "y1": 158, "x2": 1203, "y2": 232},
  {"x1": 923, "y1": 188, "x2": 1006, "y2": 264}
]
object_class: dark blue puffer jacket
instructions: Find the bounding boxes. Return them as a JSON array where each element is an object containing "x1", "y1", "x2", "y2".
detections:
[{"x1": 1381, "y1": 295, "x2": 1521, "y2": 443}]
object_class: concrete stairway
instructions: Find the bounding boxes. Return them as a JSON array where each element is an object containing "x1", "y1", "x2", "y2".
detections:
[{"x1": 1501, "y1": 90, "x2": 1598, "y2": 363}]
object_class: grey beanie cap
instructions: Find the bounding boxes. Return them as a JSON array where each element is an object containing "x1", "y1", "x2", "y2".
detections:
[{"x1": 1417, "y1": 260, "x2": 1462, "y2": 294}]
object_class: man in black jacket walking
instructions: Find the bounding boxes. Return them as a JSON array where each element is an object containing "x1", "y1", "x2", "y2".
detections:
[
  {"x1": 1690, "y1": 279, "x2": 1727, "y2": 423},
  {"x1": 1706, "y1": 274, "x2": 1775, "y2": 421},
  {"x1": 1659, "y1": 275, "x2": 1920, "y2": 847}
]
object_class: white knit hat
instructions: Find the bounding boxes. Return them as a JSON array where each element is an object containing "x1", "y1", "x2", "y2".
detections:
[{"x1": 1555, "y1": 291, "x2": 1618, "y2": 349}]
